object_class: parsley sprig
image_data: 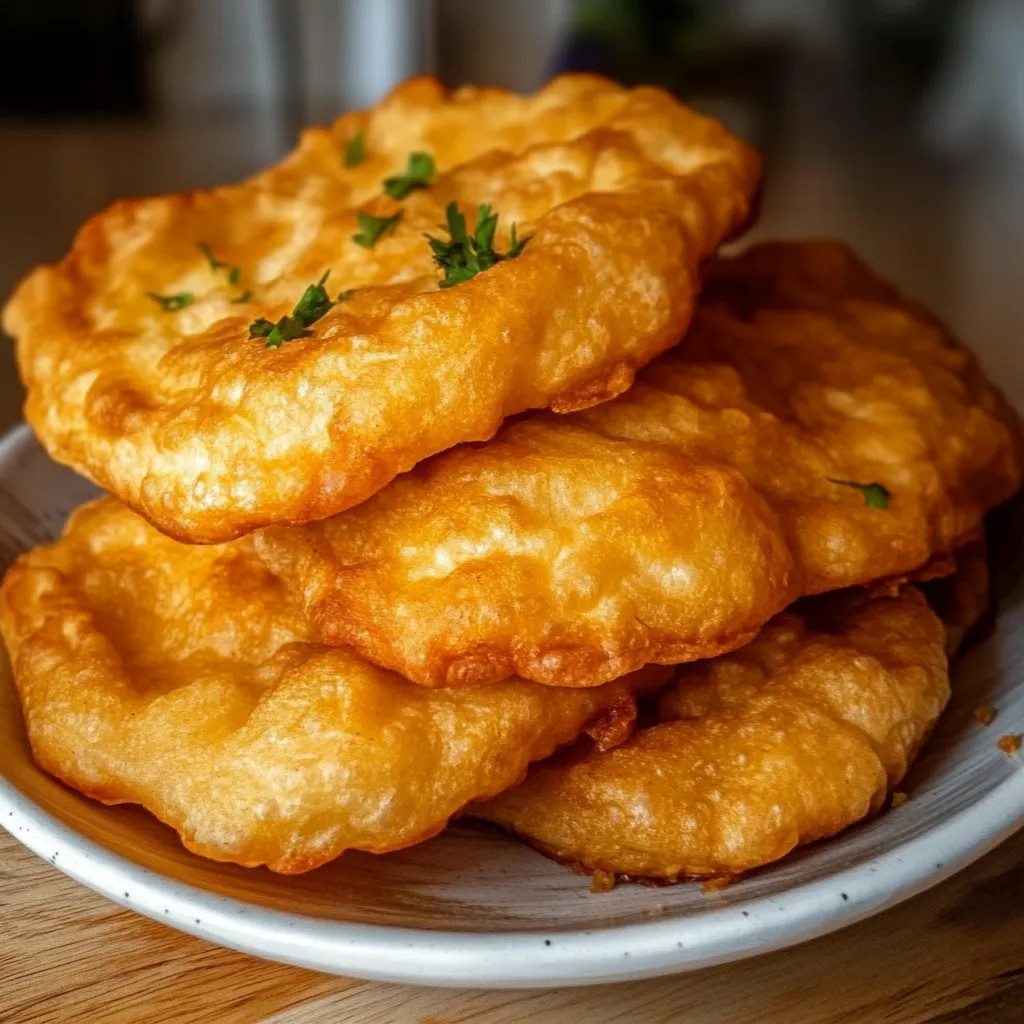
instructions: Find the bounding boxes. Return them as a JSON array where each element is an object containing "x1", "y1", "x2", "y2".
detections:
[
  {"x1": 147, "y1": 291, "x2": 194, "y2": 312},
  {"x1": 353, "y1": 210, "x2": 403, "y2": 249},
  {"x1": 426, "y1": 202, "x2": 529, "y2": 289},
  {"x1": 828, "y1": 478, "x2": 891, "y2": 509},
  {"x1": 198, "y1": 241, "x2": 248, "y2": 301},
  {"x1": 248, "y1": 271, "x2": 335, "y2": 349},
  {"x1": 383, "y1": 151, "x2": 435, "y2": 200},
  {"x1": 198, "y1": 242, "x2": 227, "y2": 272},
  {"x1": 344, "y1": 131, "x2": 365, "y2": 168},
  {"x1": 146, "y1": 242, "x2": 249, "y2": 312}
]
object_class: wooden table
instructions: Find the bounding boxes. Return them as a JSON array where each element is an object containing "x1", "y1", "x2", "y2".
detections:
[
  {"x1": 3, "y1": 825, "x2": 1023, "y2": 1023},
  {"x1": 2, "y1": 76, "x2": 1024, "y2": 1024}
]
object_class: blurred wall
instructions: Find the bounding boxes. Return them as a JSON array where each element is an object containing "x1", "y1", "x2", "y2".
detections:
[
  {"x1": 146, "y1": 0, "x2": 436, "y2": 117},
  {"x1": 134, "y1": 0, "x2": 1024, "y2": 159},
  {"x1": 437, "y1": 0, "x2": 574, "y2": 92},
  {"x1": 144, "y1": 0, "x2": 280, "y2": 111},
  {"x1": 145, "y1": 0, "x2": 577, "y2": 117}
]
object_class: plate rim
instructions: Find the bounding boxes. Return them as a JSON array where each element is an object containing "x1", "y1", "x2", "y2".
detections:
[
  {"x1": 2, "y1": 421, "x2": 1024, "y2": 988},
  {"x1": 3, "y1": 766, "x2": 1022, "y2": 988}
]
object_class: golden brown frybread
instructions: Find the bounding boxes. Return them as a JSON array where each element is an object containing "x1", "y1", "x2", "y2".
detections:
[
  {"x1": 254, "y1": 241, "x2": 1021, "y2": 689},
  {"x1": 0, "y1": 499, "x2": 664, "y2": 873},
  {"x1": 255, "y1": 422, "x2": 798, "y2": 691},
  {"x1": 3, "y1": 75, "x2": 759, "y2": 544},
  {"x1": 475, "y1": 544, "x2": 988, "y2": 882}
]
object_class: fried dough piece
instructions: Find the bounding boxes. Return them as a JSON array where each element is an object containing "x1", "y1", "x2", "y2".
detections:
[
  {"x1": 4, "y1": 76, "x2": 759, "y2": 544},
  {"x1": 256, "y1": 422, "x2": 797, "y2": 689},
  {"x1": 579, "y1": 241, "x2": 1021, "y2": 594},
  {"x1": 254, "y1": 241, "x2": 1021, "y2": 689},
  {"x1": 0, "y1": 499, "x2": 662, "y2": 873},
  {"x1": 476, "y1": 551, "x2": 987, "y2": 881}
]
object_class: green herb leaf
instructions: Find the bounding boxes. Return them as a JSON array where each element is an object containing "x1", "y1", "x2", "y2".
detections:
[
  {"x1": 248, "y1": 271, "x2": 336, "y2": 349},
  {"x1": 147, "y1": 291, "x2": 194, "y2": 312},
  {"x1": 292, "y1": 270, "x2": 333, "y2": 324},
  {"x1": 197, "y1": 242, "x2": 227, "y2": 271},
  {"x1": 264, "y1": 315, "x2": 311, "y2": 349},
  {"x1": 199, "y1": 242, "x2": 248, "y2": 298},
  {"x1": 426, "y1": 201, "x2": 530, "y2": 289},
  {"x1": 827, "y1": 478, "x2": 891, "y2": 509},
  {"x1": 353, "y1": 210, "x2": 403, "y2": 249},
  {"x1": 250, "y1": 314, "x2": 312, "y2": 349},
  {"x1": 344, "y1": 131, "x2": 365, "y2": 168},
  {"x1": 248, "y1": 317, "x2": 276, "y2": 338},
  {"x1": 506, "y1": 222, "x2": 527, "y2": 259},
  {"x1": 382, "y1": 151, "x2": 435, "y2": 200}
]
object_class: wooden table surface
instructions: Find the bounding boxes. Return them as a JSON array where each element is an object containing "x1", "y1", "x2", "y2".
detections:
[
  {"x1": 2, "y1": 75, "x2": 1024, "y2": 1023},
  {"x1": 3, "y1": 825, "x2": 1024, "y2": 1023}
]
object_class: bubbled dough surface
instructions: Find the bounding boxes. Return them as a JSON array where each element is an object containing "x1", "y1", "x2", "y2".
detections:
[
  {"x1": 255, "y1": 421, "x2": 796, "y2": 689},
  {"x1": 477, "y1": 578, "x2": 960, "y2": 880},
  {"x1": 0, "y1": 498, "x2": 659, "y2": 873},
  {"x1": 3, "y1": 75, "x2": 760, "y2": 543},
  {"x1": 254, "y1": 241, "x2": 1020, "y2": 689}
]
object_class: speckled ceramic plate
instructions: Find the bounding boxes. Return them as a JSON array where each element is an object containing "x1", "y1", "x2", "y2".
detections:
[{"x1": 1, "y1": 423, "x2": 1023, "y2": 988}]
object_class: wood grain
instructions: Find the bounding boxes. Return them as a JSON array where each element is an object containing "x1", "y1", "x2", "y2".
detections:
[{"x1": 2, "y1": 825, "x2": 1023, "y2": 1023}]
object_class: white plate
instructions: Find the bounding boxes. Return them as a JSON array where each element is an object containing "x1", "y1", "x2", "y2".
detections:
[{"x1": 1, "y1": 422, "x2": 1023, "y2": 988}]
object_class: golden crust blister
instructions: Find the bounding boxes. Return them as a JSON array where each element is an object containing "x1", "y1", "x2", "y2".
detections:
[
  {"x1": 255, "y1": 420, "x2": 797, "y2": 689},
  {"x1": 584, "y1": 241, "x2": 1022, "y2": 595},
  {"x1": 254, "y1": 241, "x2": 1021, "y2": 689},
  {"x1": 3, "y1": 75, "x2": 760, "y2": 543},
  {"x1": 476, "y1": 551, "x2": 988, "y2": 882},
  {"x1": 0, "y1": 499, "x2": 664, "y2": 873}
]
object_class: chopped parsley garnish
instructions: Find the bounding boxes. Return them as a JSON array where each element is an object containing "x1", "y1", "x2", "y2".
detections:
[
  {"x1": 426, "y1": 201, "x2": 529, "y2": 289},
  {"x1": 147, "y1": 291, "x2": 194, "y2": 312},
  {"x1": 248, "y1": 271, "x2": 334, "y2": 349},
  {"x1": 249, "y1": 315, "x2": 307, "y2": 348},
  {"x1": 382, "y1": 151, "x2": 435, "y2": 200},
  {"x1": 344, "y1": 131, "x2": 365, "y2": 168},
  {"x1": 292, "y1": 271, "x2": 334, "y2": 324},
  {"x1": 353, "y1": 210, "x2": 403, "y2": 248},
  {"x1": 827, "y1": 478, "x2": 891, "y2": 509},
  {"x1": 199, "y1": 241, "x2": 245, "y2": 298},
  {"x1": 197, "y1": 241, "x2": 227, "y2": 271}
]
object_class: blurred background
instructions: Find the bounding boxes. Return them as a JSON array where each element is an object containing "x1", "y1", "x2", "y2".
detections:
[{"x1": 1, "y1": 0, "x2": 1022, "y2": 428}]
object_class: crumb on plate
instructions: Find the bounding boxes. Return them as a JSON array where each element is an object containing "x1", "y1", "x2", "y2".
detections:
[
  {"x1": 974, "y1": 704, "x2": 997, "y2": 726},
  {"x1": 997, "y1": 734, "x2": 1021, "y2": 756}
]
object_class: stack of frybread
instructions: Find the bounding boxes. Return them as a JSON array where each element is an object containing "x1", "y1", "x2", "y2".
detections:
[{"x1": 1, "y1": 76, "x2": 1020, "y2": 884}]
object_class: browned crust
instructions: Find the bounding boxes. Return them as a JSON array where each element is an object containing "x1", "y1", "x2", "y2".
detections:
[
  {"x1": 5, "y1": 75, "x2": 760, "y2": 543},
  {"x1": 0, "y1": 498, "x2": 660, "y2": 873},
  {"x1": 254, "y1": 241, "x2": 1021, "y2": 689},
  {"x1": 476, "y1": 579, "x2": 957, "y2": 882}
]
